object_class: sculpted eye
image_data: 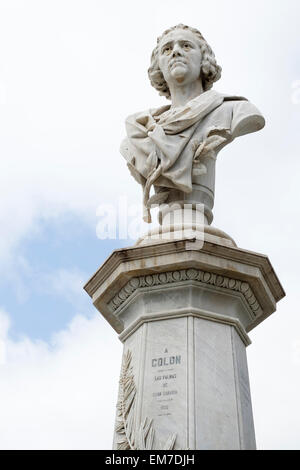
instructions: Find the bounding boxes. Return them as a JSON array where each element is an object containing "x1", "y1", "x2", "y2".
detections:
[
  {"x1": 163, "y1": 47, "x2": 171, "y2": 55},
  {"x1": 184, "y1": 43, "x2": 191, "y2": 50}
]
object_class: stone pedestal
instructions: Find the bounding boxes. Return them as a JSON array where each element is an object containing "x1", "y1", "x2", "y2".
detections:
[{"x1": 84, "y1": 236, "x2": 285, "y2": 450}]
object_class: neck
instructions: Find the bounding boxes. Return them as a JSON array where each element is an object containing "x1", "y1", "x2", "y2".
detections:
[{"x1": 169, "y1": 79, "x2": 204, "y2": 108}]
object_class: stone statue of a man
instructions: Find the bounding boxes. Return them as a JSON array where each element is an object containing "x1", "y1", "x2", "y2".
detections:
[{"x1": 120, "y1": 24, "x2": 265, "y2": 225}]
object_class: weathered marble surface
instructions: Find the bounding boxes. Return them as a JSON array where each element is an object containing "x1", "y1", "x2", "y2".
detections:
[
  {"x1": 113, "y1": 315, "x2": 255, "y2": 449},
  {"x1": 84, "y1": 238, "x2": 284, "y2": 334},
  {"x1": 84, "y1": 238, "x2": 285, "y2": 450}
]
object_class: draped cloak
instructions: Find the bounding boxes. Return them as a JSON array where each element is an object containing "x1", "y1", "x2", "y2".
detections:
[{"x1": 120, "y1": 89, "x2": 265, "y2": 222}]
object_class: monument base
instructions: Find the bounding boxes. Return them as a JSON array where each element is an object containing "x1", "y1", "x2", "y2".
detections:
[
  {"x1": 135, "y1": 223, "x2": 237, "y2": 248},
  {"x1": 84, "y1": 237, "x2": 285, "y2": 450}
]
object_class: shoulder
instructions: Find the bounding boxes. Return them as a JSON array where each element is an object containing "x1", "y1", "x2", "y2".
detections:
[{"x1": 222, "y1": 96, "x2": 265, "y2": 137}]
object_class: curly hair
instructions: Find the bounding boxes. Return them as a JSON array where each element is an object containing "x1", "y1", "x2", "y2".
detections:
[{"x1": 148, "y1": 24, "x2": 222, "y2": 100}]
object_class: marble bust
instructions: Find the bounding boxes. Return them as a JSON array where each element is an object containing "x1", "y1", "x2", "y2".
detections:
[{"x1": 120, "y1": 24, "x2": 265, "y2": 226}]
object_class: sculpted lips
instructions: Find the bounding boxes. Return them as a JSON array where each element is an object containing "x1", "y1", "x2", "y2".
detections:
[{"x1": 169, "y1": 59, "x2": 187, "y2": 70}]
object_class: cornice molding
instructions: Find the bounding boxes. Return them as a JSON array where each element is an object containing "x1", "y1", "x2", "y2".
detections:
[
  {"x1": 109, "y1": 268, "x2": 262, "y2": 319},
  {"x1": 84, "y1": 239, "x2": 285, "y2": 304}
]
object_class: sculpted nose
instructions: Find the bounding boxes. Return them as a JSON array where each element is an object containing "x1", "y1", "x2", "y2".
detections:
[{"x1": 172, "y1": 44, "x2": 182, "y2": 57}]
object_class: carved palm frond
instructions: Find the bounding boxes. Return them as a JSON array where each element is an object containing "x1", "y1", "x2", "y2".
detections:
[
  {"x1": 115, "y1": 349, "x2": 178, "y2": 450},
  {"x1": 162, "y1": 433, "x2": 177, "y2": 450},
  {"x1": 115, "y1": 350, "x2": 136, "y2": 450},
  {"x1": 147, "y1": 191, "x2": 169, "y2": 208},
  {"x1": 136, "y1": 418, "x2": 155, "y2": 450}
]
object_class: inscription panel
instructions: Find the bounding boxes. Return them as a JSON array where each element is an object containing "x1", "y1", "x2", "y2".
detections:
[
  {"x1": 152, "y1": 354, "x2": 182, "y2": 417},
  {"x1": 142, "y1": 318, "x2": 188, "y2": 447}
]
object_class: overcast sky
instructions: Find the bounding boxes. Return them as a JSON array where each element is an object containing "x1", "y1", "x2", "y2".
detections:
[{"x1": 0, "y1": 0, "x2": 299, "y2": 450}]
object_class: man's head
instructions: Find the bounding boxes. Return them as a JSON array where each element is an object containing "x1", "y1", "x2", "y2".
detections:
[{"x1": 148, "y1": 24, "x2": 222, "y2": 99}]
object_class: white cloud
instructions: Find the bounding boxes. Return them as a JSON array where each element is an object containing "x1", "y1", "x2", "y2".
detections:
[
  {"x1": 0, "y1": 309, "x2": 122, "y2": 450},
  {"x1": 248, "y1": 313, "x2": 300, "y2": 450}
]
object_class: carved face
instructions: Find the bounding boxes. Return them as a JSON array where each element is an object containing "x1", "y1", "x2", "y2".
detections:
[{"x1": 158, "y1": 29, "x2": 202, "y2": 88}]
